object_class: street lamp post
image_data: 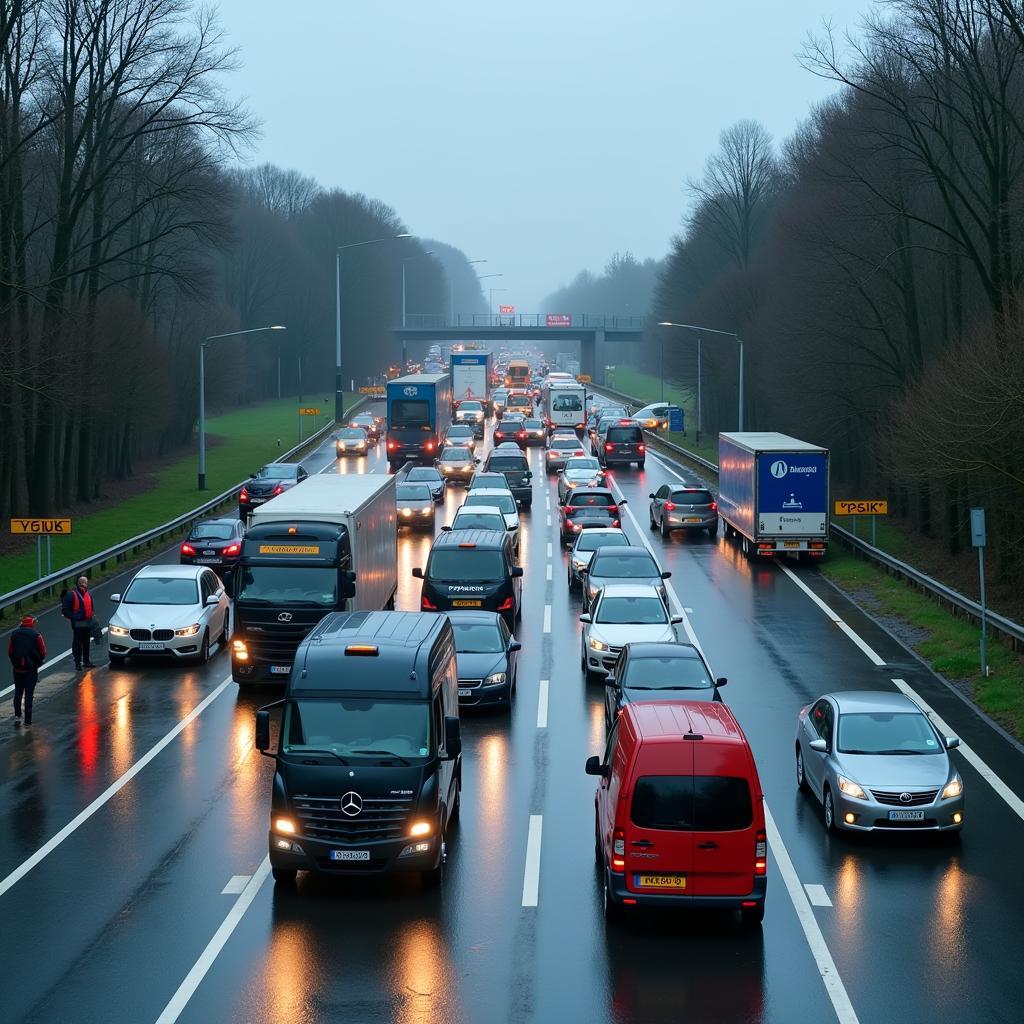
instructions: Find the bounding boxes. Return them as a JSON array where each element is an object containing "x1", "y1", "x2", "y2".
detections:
[
  {"x1": 451, "y1": 259, "x2": 487, "y2": 323},
  {"x1": 658, "y1": 321, "x2": 745, "y2": 432},
  {"x1": 335, "y1": 233, "x2": 410, "y2": 425},
  {"x1": 199, "y1": 325, "x2": 286, "y2": 490}
]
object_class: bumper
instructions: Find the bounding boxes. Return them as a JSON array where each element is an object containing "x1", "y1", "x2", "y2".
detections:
[
  {"x1": 108, "y1": 636, "x2": 204, "y2": 659},
  {"x1": 457, "y1": 679, "x2": 511, "y2": 706},
  {"x1": 833, "y1": 792, "x2": 965, "y2": 832},
  {"x1": 336, "y1": 445, "x2": 369, "y2": 456},
  {"x1": 398, "y1": 511, "x2": 435, "y2": 528},
  {"x1": 232, "y1": 653, "x2": 294, "y2": 683},
  {"x1": 180, "y1": 556, "x2": 238, "y2": 574},
  {"x1": 269, "y1": 830, "x2": 440, "y2": 876},
  {"x1": 608, "y1": 868, "x2": 767, "y2": 911},
  {"x1": 585, "y1": 646, "x2": 619, "y2": 675},
  {"x1": 666, "y1": 514, "x2": 718, "y2": 531}
]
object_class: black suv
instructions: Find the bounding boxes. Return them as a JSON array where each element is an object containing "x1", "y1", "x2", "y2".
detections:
[
  {"x1": 239, "y1": 463, "x2": 308, "y2": 518},
  {"x1": 483, "y1": 449, "x2": 533, "y2": 509},
  {"x1": 597, "y1": 422, "x2": 645, "y2": 468},
  {"x1": 414, "y1": 530, "x2": 522, "y2": 630}
]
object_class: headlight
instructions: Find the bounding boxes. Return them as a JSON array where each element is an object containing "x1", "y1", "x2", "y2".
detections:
[
  {"x1": 941, "y1": 775, "x2": 963, "y2": 799},
  {"x1": 401, "y1": 507, "x2": 413, "y2": 515},
  {"x1": 589, "y1": 637, "x2": 609, "y2": 652},
  {"x1": 175, "y1": 623, "x2": 201, "y2": 637},
  {"x1": 485, "y1": 671, "x2": 507, "y2": 686},
  {"x1": 837, "y1": 775, "x2": 867, "y2": 800},
  {"x1": 274, "y1": 817, "x2": 296, "y2": 834},
  {"x1": 421, "y1": 507, "x2": 432, "y2": 515},
  {"x1": 232, "y1": 638, "x2": 248, "y2": 661},
  {"x1": 409, "y1": 820, "x2": 433, "y2": 838},
  {"x1": 108, "y1": 624, "x2": 130, "y2": 637}
]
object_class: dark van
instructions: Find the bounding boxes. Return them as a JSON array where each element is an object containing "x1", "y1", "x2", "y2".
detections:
[
  {"x1": 586, "y1": 700, "x2": 767, "y2": 924},
  {"x1": 599, "y1": 421, "x2": 646, "y2": 469},
  {"x1": 414, "y1": 530, "x2": 522, "y2": 630},
  {"x1": 483, "y1": 449, "x2": 533, "y2": 508},
  {"x1": 256, "y1": 611, "x2": 462, "y2": 887}
]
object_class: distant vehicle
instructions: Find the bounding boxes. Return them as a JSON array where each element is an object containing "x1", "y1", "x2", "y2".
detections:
[
  {"x1": 598, "y1": 421, "x2": 645, "y2": 469},
  {"x1": 444, "y1": 423, "x2": 477, "y2": 451},
  {"x1": 586, "y1": 701, "x2": 767, "y2": 924},
  {"x1": 436, "y1": 445, "x2": 479, "y2": 483},
  {"x1": 336, "y1": 426, "x2": 370, "y2": 457},
  {"x1": 179, "y1": 517, "x2": 245, "y2": 576},
  {"x1": 453, "y1": 400, "x2": 486, "y2": 437},
  {"x1": 631, "y1": 403, "x2": 672, "y2": 430},
  {"x1": 395, "y1": 482, "x2": 436, "y2": 530},
  {"x1": 649, "y1": 485, "x2": 719, "y2": 538},
  {"x1": 604, "y1": 642, "x2": 726, "y2": 732},
  {"x1": 405, "y1": 465, "x2": 446, "y2": 503},
  {"x1": 107, "y1": 564, "x2": 230, "y2": 666},
  {"x1": 545, "y1": 434, "x2": 588, "y2": 473},
  {"x1": 558, "y1": 456, "x2": 606, "y2": 502},
  {"x1": 451, "y1": 351, "x2": 493, "y2": 416},
  {"x1": 796, "y1": 691, "x2": 964, "y2": 835},
  {"x1": 567, "y1": 527, "x2": 629, "y2": 591},
  {"x1": 579, "y1": 583, "x2": 680, "y2": 680},
  {"x1": 386, "y1": 373, "x2": 453, "y2": 469},
  {"x1": 239, "y1": 463, "x2": 308, "y2": 519},
  {"x1": 491, "y1": 388, "x2": 510, "y2": 419},
  {"x1": 349, "y1": 413, "x2": 380, "y2": 444},
  {"x1": 467, "y1": 471, "x2": 513, "y2": 495},
  {"x1": 505, "y1": 359, "x2": 531, "y2": 388},
  {"x1": 505, "y1": 391, "x2": 534, "y2": 417},
  {"x1": 581, "y1": 545, "x2": 671, "y2": 613},
  {"x1": 522, "y1": 417, "x2": 547, "y2": 446},
  {"x1": 257, "y1": 610, "x2": 461, "y2": 887},
  {"x1": 447, "y1": 610, "x2": 521, "y2": 708},
  {"x1": 544, "y1": 382, "x2": 586, "y2": 435},
  {"x1": 718, "y1": 432, "x2": 829, "y2": 559},
  {"x1": 493, "y1": 414, "x2": 527, "y2": 448},
  {"x1": 560, "y1": 487, "x2": 624, "y2": 544}
]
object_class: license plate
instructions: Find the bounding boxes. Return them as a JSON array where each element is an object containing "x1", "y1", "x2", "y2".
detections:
[
  {"x1": 138, "y1": 642, "x2": 165, "y2": 652},
  {"x1": 203, "y1": 549, "x2": 216, "y2": 556},
  {"x1": 888, "y1": 809, "x2": 925, "y2": 821},
  {"x1": 249, "y1": 497, "x2": 266, "y2": 505},
  {"x1": 685, "y1": 517, "x2": 701, "y2": 523},
  {"x1": 195, "y1": 557, "x2": 218, "y2": 564},
  {"x1": 458, "y1": 688, "x2": 473, "y2": 697},
  {"x1": 452, "y1": 599, "x2": 482, "y2": 607},
  {"x1": 637, "y1": 874, "x2": 686, "y2": 889},
  {"x1": 330, "y1": 849, "x2": 370, "y2": 862},
  {"x1": 784, "y1": 540, "x2": 800, "y2": 549},
  {"x1": 270, "y1": 665, "x2": 291, "y2": 675}
]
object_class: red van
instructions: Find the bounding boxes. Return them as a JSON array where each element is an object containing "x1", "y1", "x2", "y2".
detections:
[{"x1": 586, "y1": 700, "x2": 767, "y2": 924}]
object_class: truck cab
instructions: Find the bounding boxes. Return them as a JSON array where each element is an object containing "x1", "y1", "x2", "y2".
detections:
[{"x1": 257, "y1": 611, "x2": 462, "y2": 887}]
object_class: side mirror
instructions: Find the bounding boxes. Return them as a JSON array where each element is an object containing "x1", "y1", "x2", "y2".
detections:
[
  {"x1": 339, "y1": 569, "x2": 356, "y2": 600},
  {"x1": 444, "y1": 716, "x2": 462, "y2": 759},
  {"x1": 509, "y1": 640, "x2": 522, "y2": 652},
  {"x1": 715, "y1": 676, "x2": 728, "y2": 688},
  {"x1": 475, "y1": 458, "x2": 481, "y2": 464},
  {"x1": 670, "y1": 615, "x2": 683, "y2": 624},
  {"x1": 604, "y1": 675, "x2": 618, "y2": 689},
  {"x1": 412, "y1": 567, "x2": 424, "y2": 579},
  {"x1": 661, "y1": 571, "x2": 672, "y2": 579},
  {"x1": 648, "y1": 493, "x2": 656, "y2": 499},
  {"x1": 511, "y1": 566, "x2": 524, "y2": 578},
  {"x1": 507, "y1": 524, "x2": 516, "y2": 531},
  {"x1": 255, "y1": 709, "x2": 271, "y2": 753},
  {"x1": 110, "y1": 593, "x2": 121, "y2": 603},
  {"x1": 945, "y1": 735, "x2": 960, "y2": 749},
  {"x1": 579, "y1": 613, "x2": 592, "y2": 623},
  {"x1": 205, "y1": 594, "x2": 220, "y2": 606},
  {"x1": 585, "y1": 755, "x2": 608, "y2": 778},
  {"x1": 441, "y1": 525, "x2": 452, "y2": 532},
  {"x1": 809, "y1": 738, "x2": 828, "y2": 753}
]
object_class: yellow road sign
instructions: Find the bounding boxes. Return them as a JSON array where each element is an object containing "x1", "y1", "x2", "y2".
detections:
[
  {"x1": 10, "y1": 518, "x2": 73, "y2": 535},
  {"x1": 577, "y1": 374, "x2": 592, "y2": 383},
  {"x1": 834, "y1": 500, "x2": 888, "y2": 516},
  {"x1": 358, "y1": 386, "x2": 386, "y2": 395},
  {"x1": 298, "y1": 407, "x2": 321, "y2": 416}
]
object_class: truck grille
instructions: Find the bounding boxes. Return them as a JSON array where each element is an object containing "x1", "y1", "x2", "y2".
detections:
[
  {"x1": 293, "y1": 793, "x2": 413, "y2": 842},
  {"x1": 870, "y1": 789, "x2": 939, "y2": 807}
]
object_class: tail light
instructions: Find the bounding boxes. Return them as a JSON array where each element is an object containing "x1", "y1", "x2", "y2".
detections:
[
  {"x1": 575, "y1": 423, "x2": 584, "y2": 430},
  {"x1": 272, "y1": 484, "x2": 284, "y2": 496},
  {"x1": 637, "y1": 444, "x2": 645, "y2": 453},
  {"x1": 710, "y1": 501, "x2": 718, "y2": 511},
  {"x1": 612, "y1": 519, "x2": 620, "y2": 528},
  {"x1": 607, "y1": 505, "x2": 618, "y2": 512},
  {"x1": 809, "y1": 541, "x2": 825, "y2": 549},
  {"x1": 664, "y1": 502, "x2": 677, "y2": 511},
  {"x1": 517, "y1": 431, "x2": 526, "y2": 439},
  {"x1": 605, "y1": 442, "x2": 614, "y2": 452},
  {"x1": 387, "y1": 440, "x2": 397, "y2": 450},
  {"x1": 421, "y1": 594, "x2": 438, "y2": 611},
  {"x1": 223, "y1": 542, "x2": 241, "y2": 556},
  {"x1": 757, "y1": 543, "x2": 774, "y2": 555},
  {"x1": 611, "y1": 829, "x2": 625, "y2": 872},
  {"x1": 497, "y1": 596, "x2": 514, "y2": 612},
  {"x1": 755, "y1": 830, "x2": 767, "y2": 875},
  {"x1": 239, "y1": 487, "x2": 249, "y2": 502},
  {"x1": 180, "y1": 542, "x2": 196, "y2": 556},
  {"x1": 424, "y1": 441, "x2": 435, "y2": 452}
]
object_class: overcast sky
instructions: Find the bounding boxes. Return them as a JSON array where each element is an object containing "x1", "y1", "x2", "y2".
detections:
[{"x1": 216, "y1": 0, "x2": 871, "y2": 309}]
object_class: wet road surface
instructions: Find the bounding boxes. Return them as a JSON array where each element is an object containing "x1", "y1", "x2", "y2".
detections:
[{"x1": 2, "y1": 405, "x2": 1023, "y2": 1023}]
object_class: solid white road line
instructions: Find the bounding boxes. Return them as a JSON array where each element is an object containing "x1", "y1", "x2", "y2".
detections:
[
  {"x1": 220, "y1": 875, "x2": 251, "y2": 895},
  {"x1": 543, "y1": 606, "x2": 552, "y2": 634},
  {"x1": 156, "y1": 857, "x2": 271, "y2": 1023},
  {"x1": 0, "y1": 675, "x2": 234, "y2": 899},
  {"x1": 804, "y1": 883, "x2": 833, "y2": 908},
  {"x1": 1, "y1": 626, "x2": 110, "y2": 698},
  {"x1": 521, "y1": 815, "x2": 543, "y2": 907},
  {"x1": 765, "y1": 804, "x2": 859, "y2": 1024},
  {"x1": 891, "y1": 678, "x2": 1024, "y2": 822},
  {"x1": 537, "y1": 680, "x2": 549, "y2": 729},
  {"x1": 546, "y1": 564, "x2": 552, "y2": 581}
]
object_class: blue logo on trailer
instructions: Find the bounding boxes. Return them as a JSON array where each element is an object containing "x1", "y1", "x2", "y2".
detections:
[{"x1": 758, "y1": 453, "x2": 827, "y2": 513}]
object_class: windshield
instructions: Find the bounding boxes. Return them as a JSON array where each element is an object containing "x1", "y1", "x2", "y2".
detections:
[
  {"x1": 447, "y1": 427, "x2": 473, "y2": 437},
  {"x1": 428, "y1": 549, "x2": 505, "y2": 581},
  {"x1": 569, "y1": 492, "x2": 613, "y2": 507},
  {"x1": 339, "y1": 428, "x2": 365, "y2": 438},
  {"x1": 407, "y1": 468, "x2": 440, "y2": 483},
  {"x1": 255, "y1": 465, "x2": 292, "y2": 480},
  {"x1": 352, "y1": 416, "x2": 373, "y2": 425},
  {"x1": 190, "y1": 523, "x2": 234, "y2": 541},
  {"x1": 441, "y1": 448, "x2": 472, "y2": 461},
  {"x1": 396, "y1": 484, "x2": 431, "y2": 500},
  {"x1": 282, "y1": 699, "x2": 431, "y2": 759},
  {"x1": 524, "y1": 419, "x2": 544, "y2": 429},
  {"x1": 596, "y1": 596, "x2": 668, "y2": 625},
  {"x1": 591, "y1": 553, "x2": 659, "y2": 577},
  {"x1": 452, "y1": 621, "x2": 505, "y2": 653},
  {"x1": 551, "y1": 438, "x2": 582, "y2": 450},
  {"x1": 459, "y1": 402, "x2": 482, "y2": 411},
  {"x1": 236, "y1": 566, "x2": 338, "y2": 606},
  {"x1": 623, "y1": 656, "x2": 712, "y2": 691},
  {"x1": 672, "y1": 490, "x2": 714, "y2": 505},
  {"x1": 837, "y1": 712, "x2": 942, "y2": 755},
  {"x1": 123, "y1": 576, "x2": 198, "y2": 605},
  {"x1": 552, "y1": 393, "x2": 583, "y2": 411},
  {"x1": 465, "y1": 493, "x2": 516, "y2": 515},
  {"x1": 566, "y1": 458, "x2": 600, "y2": 473},
  {"x1": 488, "y1": 457, "x2": 528, "y2": 471},
  {"x1": 453, "y1": 512, "x2": 505, "y2": 531},
  {"x1": 575, "y1": 532, "x2": 628, "y2": 552}
]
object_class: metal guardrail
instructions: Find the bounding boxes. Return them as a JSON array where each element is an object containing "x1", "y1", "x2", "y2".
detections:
[
  {"x1": 0, "y1": 397, "x2": 370, "y2": 617},
  {"x1": 588, "y1": 383, "x2": 1024, "y2": 651}
]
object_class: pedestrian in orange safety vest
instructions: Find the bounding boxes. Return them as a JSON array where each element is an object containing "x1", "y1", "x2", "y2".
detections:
[{"x1": 62, "y1": 575, "x2": 95, "y2": 670}]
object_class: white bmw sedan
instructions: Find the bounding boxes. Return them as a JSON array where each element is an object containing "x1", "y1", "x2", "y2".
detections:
[{"x1": 107, "y1": 564, "x2": 230, "y2": 666}]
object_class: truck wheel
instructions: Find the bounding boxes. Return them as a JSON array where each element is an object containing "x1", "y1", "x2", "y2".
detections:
[
  {"x1": 741, "y1": 536, "x2": 752, "y2": 559},
  {"x1": 272, "y1": 868, "x2": 297, "y2": 886},
  {"x1": 422, "y1": 833, "x2": 446, "y2": 888}
]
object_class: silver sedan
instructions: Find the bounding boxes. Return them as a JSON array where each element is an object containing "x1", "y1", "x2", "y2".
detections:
[{"x1": 796, "y1": 690, "x2": 964, "y2": 834}]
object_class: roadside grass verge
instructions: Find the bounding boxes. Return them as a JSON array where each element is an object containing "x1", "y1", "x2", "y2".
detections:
[
  {"x1": 822, "y1": 545, "x2": 1024, "y2": 739},
  {"x1": 1, "y1": 397, "x2": 348, "y2": 596}
]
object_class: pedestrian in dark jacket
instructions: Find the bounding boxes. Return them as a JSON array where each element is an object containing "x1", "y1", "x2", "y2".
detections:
[
  {"x1": 8, "y1": 615, "x2": 46, "y2": 725},
  {"x1": 62, "y1": 575, "x2": 95, "y2": 670}
]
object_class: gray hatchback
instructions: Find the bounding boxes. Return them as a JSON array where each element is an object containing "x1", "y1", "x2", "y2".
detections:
[{"x1": 649, "y1": 484, "x2": 718, "y2": 538}]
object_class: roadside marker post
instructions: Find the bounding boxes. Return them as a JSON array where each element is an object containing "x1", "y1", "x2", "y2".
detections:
[{"x1": 971, "y1": 508, "x2": 988, "y2": 677}]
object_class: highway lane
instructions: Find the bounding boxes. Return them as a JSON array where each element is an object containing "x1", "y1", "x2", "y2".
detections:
[{"x1": 1, "y1": 409, "x2": 1023, "y2": 1023}]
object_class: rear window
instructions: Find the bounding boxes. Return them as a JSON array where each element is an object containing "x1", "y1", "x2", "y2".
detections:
[
  {"x1": 607, "y1": 426, "x2": 642, "y2": 443},
  {"x1": 672, "y1": 489, "x2": 714, "y2": 505},
  {"x1": 190, "y1": 523, "x2": 235, "y2": 541},
  {"x1": 488, "y1": 456, "x2": 529, "y2": 471},
  {"x1": 569, "y1": 492, "x2": 613, "y2": 507},
  {"x1": 427, "y1": 550, "x2": 506, "y2": 581},
  {"x1": 551, "y1": 438, "x2": 582, "y2": 450},
  {"x1": 590, "y1": 553, "x2": 658, "y2": 577},
  {"x1": 575, "y1": 532, "x2": 628, "y2": 552},
  {"x1": 465, "y1": 493, "x2": 516, "y2": 515},
  {"x1": 631, "y1": 777, "x2": 753, "y2": 831}
]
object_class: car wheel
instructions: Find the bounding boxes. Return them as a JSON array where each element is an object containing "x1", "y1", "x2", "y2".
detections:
[
  {"x1": 823, "y1": 786, "x2": 837, "y2": 833},
  {"x1": 708, "y1": 520, "x2": 719, "y2": 537},
  {"x1": 568, "y1": 570, "x2": 576, "y2": 591},
  {"x1": 109, "y1": 655, "x2": 125, "y2": 667},
  {"x1": 581, "y1": 646, "x2": 586, "y2": 672},
  {"x1": 449, "y1": 784, "x2": 462, "y2": 825},
  {"x1": 637, "y1": 461, "x2": 645, "y2": 469},
  {"x1": 594, "y1": 810, "x2": 602, "y2": 864},
  {"x1": 219, "y1": 613, "x2": 230, "y2": 648},
  {"x1": 661, "y1": 517, "x2": 669, "y2": 539},
  {"x1": 603, "y1": 872, "x2": 623, "y2": 923},
  {"x1": 195, "y1": 631, "x2": 210, "y2": 665},
  {"x1": 522, "y1": 500, "x2": 532, "y2": 510},
  {"x1": 741, "y1": 903, "x2": 765, "y2": 927},
  {"x1": 796, "y1": 746, "x2": 808, "y2": 792},
  {"x1": 422, "y1": 832, "x2": 446, "y2": 888},
  {"x1": 649, "y1": 507, "x2": 658, "y2": 530},
  {"x1": 272, "y1": 868, "x2": 297, "y2": 886}
]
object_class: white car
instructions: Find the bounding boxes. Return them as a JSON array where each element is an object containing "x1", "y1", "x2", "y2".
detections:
[
  {"x1": 449, "y1": 504, "x2": 519, "y2": 555},
  {"x1": 107, "y1": 564, "x2": 230, "y2": 666},
  {"x1": 579, "y1": 583, "x2": 681, "y2": 680},
  {"x1": 462, "y1": 489, "x2": 520, "y2": 551}
]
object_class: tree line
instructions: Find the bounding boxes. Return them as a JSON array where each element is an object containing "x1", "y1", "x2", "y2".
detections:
[{"x1": 0, "y1": 0, "x2": 483, "y2": 522}]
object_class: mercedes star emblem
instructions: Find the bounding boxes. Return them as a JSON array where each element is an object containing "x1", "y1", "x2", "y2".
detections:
[
  {"x1": 277, "y1": 611, "x2": 293, "y2": 623},
  {"x1": 340, "y1": 791, "x2": 363, "y2": 817},
  {"x1": 899, "y1": 792, "x2": 913, "y2": 804}
]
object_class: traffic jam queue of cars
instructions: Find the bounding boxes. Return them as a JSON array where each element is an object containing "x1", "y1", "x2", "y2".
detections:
[{"x1": 101, "y1": 362, "x2": 964, "y2": 922}]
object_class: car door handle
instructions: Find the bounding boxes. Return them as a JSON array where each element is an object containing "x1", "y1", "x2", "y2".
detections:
[
  {"x1": 630, "y1": 840, "x2": 653, "y2": 848},
  {"x1": 697, "y1": 841, "x2": 719, "y2": 850}
]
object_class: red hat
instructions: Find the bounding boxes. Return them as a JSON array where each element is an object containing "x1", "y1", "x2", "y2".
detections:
[{"x1": 20, "y1": 615, "x2": 36, "y2": 627}]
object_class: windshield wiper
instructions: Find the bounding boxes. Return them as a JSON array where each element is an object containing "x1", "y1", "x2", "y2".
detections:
[
  {"x1": 285, "y1": 747, "x2": 350, "y2": 764},
  {"x1": 627, "y1": 685, "x2": 710, "y2": 691},
  {"x1": 349, "y1": 748, "x2": 411, "y2": 765},
  {"x1": 866, "y1": 749, "x2": 920, "y2": 756}
]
